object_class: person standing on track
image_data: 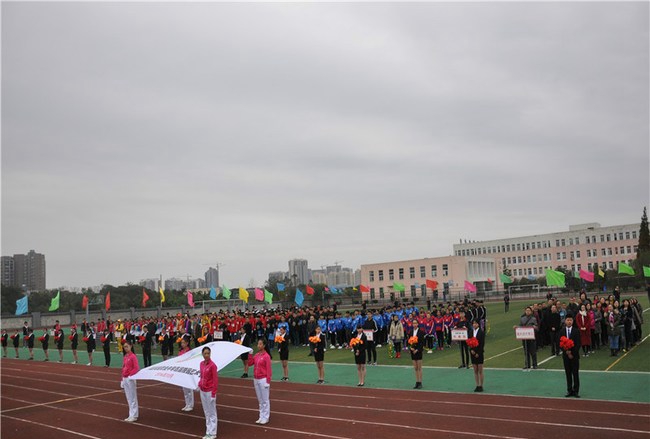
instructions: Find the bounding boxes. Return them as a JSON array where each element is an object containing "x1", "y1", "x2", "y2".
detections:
[
  {"x1": 198, "y1": 346, "x2": 219, "y2": 439},
  {"x1": 469, "y1": 319, "x2": 485, "y2": 392},
  {"x1": 101, "y1": 329, "x2": 111, "y2": 367},
  {"x1": 311, "y1": 325, "x2": 326, "y2": 384},
  {"x1": 70, "y1": 327, "x2": 79, "y2": 364},
  {"x1": 121, "y1": 340, "x2": 140, "y2": 422},
  {"x1": 362, "y1": 311, "x2": 378, "y2": 366},
  {"x1": 178, "y1": 336, "x2": 194, "y2": 412},
  {"x1": 85, "y1": 325, "x2": 96, "y2": 366},
  {"x1": 25, "y1": 328, "x2": 34, "y2": 360},
  {"x1": 55, "y1": 326, "x2": 65, "y2": 362},
  {"x1": 40, "y1": 328, "x2": 50, "y2": 361},
  {"x1": 276, "y1": 326, "x2": 289, "y2": 381},
  {"x1": 11, "y1": 329, "x2": 20, "y2": 358},
  {"x1": 409, "y1": 317, "x2": 424, "y2": 389},
  {"x1": 352, "y1": 324, "x2": 367, "y2": 387},
  {"x1": 561, "y1": 314, "x2": 581, "y2": 398},
  {"x1": 140, "y1": 325, "x2": 153, "y2": 368},
  {"x1": 248, "y1": 338, "x2": 273, "y2": 425},
  {"x1": 2, "y1": 329, "x2": 8, "y2": 358}
]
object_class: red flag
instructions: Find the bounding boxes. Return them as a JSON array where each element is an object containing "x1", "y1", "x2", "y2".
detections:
[
  {"x1": 306, "y1": 285, "x2": 315, "y2": 295},
  {"x1": 487, "y1": 278, "x2": 494, "y2": 285},
  {"x1": 464, "y1": 281, "x2": 477, "y2": 292},
  {"x1": 360, "y1": 285, "x2": 370, "y2": 293},
  {"x1": 579, "y1": 269, "x2": 595, "y2": 283},
  {"x1": 142, "y1": 289, "x2": 150, "y2": 307},
  {"x1": 82, "y1": 295, "x2": 88, "y2": 310},
  {"x1": 425, "y1": 279, "x2": 438, "y2": 290},
  {"x1": 105, "y1": 292, "x2": 111, "y2": 311}
]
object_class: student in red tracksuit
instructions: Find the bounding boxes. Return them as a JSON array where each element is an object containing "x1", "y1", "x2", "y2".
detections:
[
  {"x1": 121, "y1": 340, "x2": 140, "y2": 422},
  {"x1": 199, "y1": 346, "x2": 218, "y2": 439},
  {"x1": 248, "y1": 339, "x2": 272, "y2": 425},
  {"x1": 433, "y1": 312, "x2": 445, "y2": 350}
]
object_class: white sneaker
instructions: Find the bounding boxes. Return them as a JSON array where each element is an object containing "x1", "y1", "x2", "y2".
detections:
[
  {"x1": 427, "y1": 350, "x2": 433, "y2": 354},
  {"x1": 181, "y1": 406, "x2": 193, "y2": 412},
  {"x1": 337, "y1": 346, "x2": 342, "y2": 349},
  {"x1": 376, "y1": 344, "x2": 382, "y2": 348},
  {"x1": 259, "y1": 419, "x2": 269, "y2": 425},
  {"x1": 255, "y1": 418, "x2": 261, "y2": 424},
  {"x1": 86, "y1": 363, "x2": 91, "y2": 366},
  {"x1": 72, "y1": 361, "x2": 77, "y2": 364},
  {"x1": 124, "y1": 417, "x2": 137, "y2": 422}
]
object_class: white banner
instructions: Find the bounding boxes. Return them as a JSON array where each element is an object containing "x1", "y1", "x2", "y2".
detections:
[
  {"x1": 451, "y1": 329, "x2": 468, "y2": 341},
  {"x1": 515, "y1": 326, "x2": 536, "y2": 340},
  {"x1": 130, "y1": 341, "x2": 252, "y2": 389}
]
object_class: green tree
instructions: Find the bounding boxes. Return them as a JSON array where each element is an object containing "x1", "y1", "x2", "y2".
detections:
[{"x1": 635, "y1": 206, "x2": 650, "y2": 276}]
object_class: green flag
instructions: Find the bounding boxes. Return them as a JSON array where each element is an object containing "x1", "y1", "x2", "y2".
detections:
[
  {"x1": 618, "y1": 263, "x2": 635, "y2": 276},
  {"x1": 499, "y1": 273, "x2": 513, "y2": 284},
  {"x1": 393, "y1": 282, "x2": 405, "y2": 292},
  {"x1": 545, "y1": 269, "x2": 566, "y2": 287},
  {"x1": 222, "y1": 285, "x2": 232, "y2": 299},
  {"x1": 644, "y1": 266, "x2": 650, "y2": 278},
  {"x1": 48, "y1": 291, "x2": 60, "y2": 312},
  {"x1": 264, "y1": 289, "x2": 273, "y2": 304},
  {"x1": 573, "y1": 271, "x2": 580, "y2": 279}
]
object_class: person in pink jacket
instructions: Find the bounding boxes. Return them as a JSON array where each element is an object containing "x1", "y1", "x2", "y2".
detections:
[
  {"x1": 199, "y1": 346, "x2": 218, "y2": 439},
  {"x1": 248, "y1": 339, "x2": 273, "y2": 424},
  {"x1": 121, "y1": 340, "x2": 140, "y2": 422}
]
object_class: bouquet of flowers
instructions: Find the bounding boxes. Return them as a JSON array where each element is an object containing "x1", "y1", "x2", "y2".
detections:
[
  {"x1": 349, "y1": 337, "x2": 363, "y2": 348},
  {"x1": 197, "y1": 336, "x2": 207, "y2": 344},
  {"x1": 466, "y1": 337, "x2": 479, "y2": 349},
  {"x1": 68, "y1": 335, "x2": 74, "y2": 341},
  {"x1": 83, "y1": 336, "x2": 89, "y2": 342},
  {"x1": 138, "y1": 335, "x2": 146, "y2": 343},
  {"x1": 234, "y1": 339, "x2": 242, "y2": 345},
  {"x1": 158, "y1": 336, "x2": 165, "y2": 342},
  {"x1": 10, "y1": 334, "x2": 16, "y2": 340},
  {"x1": 407, "y1": 335, "x2": 419, "y2": 348},
  {"x1": 274, "y1": 335, "x2": 285, "y2": 343},
  {"x1": 100, "y1": 336, "x2": 108, "y2": 343},
  {"x1": 309, "y1": 335, "x2": 321, "y2": 344},
  {"x1": 559, "y1": 336, "x2": 575, "y2": 358},
  {"x1": 176, "y1": 337, "x2": 183, "y2": 343},
  {"x1": 38, "y1": 336, "x2": 46, "y2": 342},
  {"x1": 54, "y1": 336, "x2": 61, "y2": 342}
]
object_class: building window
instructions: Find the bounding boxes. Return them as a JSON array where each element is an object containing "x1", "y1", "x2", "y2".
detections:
[
  {"x1": 633, "y1": 231, "x2": 637, "y2": 239},
  {"x1": 378, "y1": 270, "x2": 384, "y2": 281},
  {"x1": 556, "y1": 252, "x2": 561, "y2": 260},
  {"x1": 561, "y1": 239, "x2": 566, "y2": 246},
  {"x1": 576, "y1": 250, "x2": 580, "y2": 258},
  {"x1": 409, "y1": 267, "x2": 415, "y2": 279},
  {"x1": 442, "y1": 264, "x2": 449, "y2": 276},
  {"x1": 600, "y1": 235, "x2": 605, "y2": 242},
  {"x1": 369, "y1": 271, "x2": 374, "y2": 282},
  {"x1": 420, "y1": 266, "x2": 426, "y2": 278},
  {"x1": 586, "y1": 236, "x2": 590, "y2": 244},
  {"x1": 608, "y1": 261, "x2": 613, "y2": 269},
  {"x1": 421, "y1": 285, "x2": 427, "y2": 296},
  {"x1": 575, "y1": 237, "x2": 580, "y2": 245},
  {"x1": 379, "y1": 287, "x2": 384, "y2": 299},
  {"x1": 507, "y1": 245, "x2": 511, "y2": 252},
  {"x1": 626, "y1": 232, "x2": 630, "y2": 240},
  {"x1": 431, "y1": 265, "x2": 437, "y2": 277},
  {"x1": 410, "y1": 285, "x2": 416, "y2": 297},
  {"x1": 556, "y1": 240, "x2": 560, "y2": 247},
  {"x1": 399, "y1": 268, "x2": 404, "y2": 280},
  {"x1": 607, "y1": 248, "x2": 613, "y2": 256},
  {"x1": 602, "y1": 248, "x2": 607, "y2": 257},
  {"x1": 606, "y1": 234, "x2": 611, "y2": 242},
  {"x1": 370, "y1": 288, "x2": 375, "y2": 300},
  {"x1": 569, "y1": 238, "x2": 573, "y2": 246},
  {"x1": 588, "y1": 263, "x2": 592, "y2": 271},
  {"x1": 627, "y1": 246, "x2": 632, "y2": 254},
  {"x1": 389, "y1": 269, "x2": 394, "y2": 281}
]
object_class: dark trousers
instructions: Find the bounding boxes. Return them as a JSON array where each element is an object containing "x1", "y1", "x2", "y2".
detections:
[
  {"x1": 460, "y1": 341, "x2": 469, "y2": 366},
  {"x1": 562, "y1": 354, "x2": 580, "y2": 394},
  {"x1": 103, "y1": 346, "x2": 111, "y2": 366},
  {"x1": 523, "y1": 340, "x2": 537, "y2": 368},
  {"x1": 143, "y1": 348, "x2": 152, "y2": 367},
  {"x1": 366, "y1": 341, "x2": 377, "y2": 363},
  {"x1": 550, "y1": 330, "x2": 559, "y2": 355}
]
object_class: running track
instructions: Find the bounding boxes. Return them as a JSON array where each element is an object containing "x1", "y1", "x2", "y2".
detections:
[{"x1": 1, "y1": 359, "x2": 648, "y2": 439}]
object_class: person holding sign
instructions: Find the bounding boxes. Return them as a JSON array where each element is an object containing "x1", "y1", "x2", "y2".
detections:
[
  {"x1": 178, "y1": 337, "x2": 194, "y2": 412},
  {"x1": 409, "y1": 317, "x2": 424, "y2": 389},
  {"x1": 560, "y1": 314, "x2": 581, "y2": 398},
  {"x1": 468, "y1": 319, "x2": 485, "y2": 392},
  {"x1": 515, "y1": 306, "x2": 538, "y2": 370},
  {"x1": 455, "y1": 313, "x2": 471, "y2": 369}
]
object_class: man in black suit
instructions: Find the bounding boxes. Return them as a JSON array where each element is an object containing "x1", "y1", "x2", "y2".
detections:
[{"x1": 561, "y1": 314, "x2": 581, "y2": 398}]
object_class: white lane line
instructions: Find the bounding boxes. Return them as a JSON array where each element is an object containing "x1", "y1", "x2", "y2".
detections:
[{"x1": 1, "y1": 414, "x2": 103, "y2": 439}]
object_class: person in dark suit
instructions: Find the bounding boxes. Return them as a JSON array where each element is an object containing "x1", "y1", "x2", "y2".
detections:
[
  {"x1": 141, "y1": 326, "x2": 153, "y2": 367},
  {"x1": 561, "y1": 314, "x2": 581, "y2": 398},
  {"x1": 469, "y1": 319, "x2": 485, "y2": 392},
  {"x1": 311, "y1": 326, "x2": 326, "y2": 384},
  {"x1": 352, "y1": 325, "x2": 367, "y2": 386},
  {"x1": 409, "y1": 317, "x2": 425, "y2": 389},
  {"x1": 277, "y1": 326, "x2": 290, "y2": 381}
]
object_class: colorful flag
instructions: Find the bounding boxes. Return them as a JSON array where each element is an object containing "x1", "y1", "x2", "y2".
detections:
[
  {"x1": 359, "y1": 285, "x2": 369, "y2": 293},
  {"x1": 573, "y1": 271, "x2": 580, "y2": 279},
  {"x1": 464, "y1": 281, "x2": 477, "y2": 292},
  {"x1": 545, "y1": 269, "x2": 566, "y2": 287},
  {"x1": 598, "y1": 268, "x2": 605, "y2": 278},
  {"x1": 264, "y1": 289, "x2": 273, "y2": 304},
  {"x1": 277, "y1": 283, "x2": 285, "y2": 292},
  {"x1": 159, "y1": 287, "x2": 166, "y2": 304},
  {"x1": 644, "y1": 266, "x2": 650, "y2": 278},
  {"x1": 239, "y1": 287, "x2": 249, "y2": 303},
  {"x1": 426, "y1": 279, "x2": 438, "y2": 290},
  {"x1": 105, "y1": 292, "x2": 111, "y2": 311},
  {"x1": 222, "y1": 285, "x2": 231, "y2": 299},
  {"x1": 255, "y1": 288, "x2": 264, "y2": 301},
  {"x1": 306, "y1": 285, "x2": 315, "y2": 295},
  {"x1": 187, "y1": 291, "x2": 195, "y2": 307},
  {"x1": 579, "y1": 269, "x2": 594, "y2": 283},
  {"x1": 15, "y1": 295, "x2": 28, "y2": 316},
  {"x1": 329, "y1": 286, "x2": 339, "y2": 294},
  {"x1": 393, "y1": 282, "x2": 405, "y2": 292},
  {"x1": 48, "y1": 291, "x2": 60, "y2": 312},
  {"x1": 295, "y1": 289, "x2": 304, "y2": 306},
  {"x1": 618, "y1": 263, "x2": 635, "y2": 275},
  {"x1": 82, "y1": 295, "x2": 88, "y2": 310},
  {"x1": 209, "y1": 286, "x2": 217, "y2": 300},
  {"x1": 499, "y1": 273, "x2": 513, "y2": 284},
  {"x1": 487, "y1": 278, "x2": 493, "y2": 285},
  {"x1": 142, "y1": 289, "x2": 150, "y2": 307}
]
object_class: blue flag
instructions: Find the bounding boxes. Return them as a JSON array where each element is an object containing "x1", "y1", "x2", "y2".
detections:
[
  {"x1": 277, "y1": 283, "x2": 285, "y2": 292},
  {"x1": 295, "y1": 288, "x2": 304, "y2": 306},
  {"x1": 210, "y1": 286, "x2": 217, "y2": 300},
  {"x1": 16, "y1": 296, "x2": 28, "y2": 316},
  {"x1": 329, "y1": 286, "x2": 338, "y2": 294}
]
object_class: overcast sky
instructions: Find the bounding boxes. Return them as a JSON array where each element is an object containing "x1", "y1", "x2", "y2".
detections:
[{"x1": 2, "y1": 2, "x2": 648, "y2": 290}]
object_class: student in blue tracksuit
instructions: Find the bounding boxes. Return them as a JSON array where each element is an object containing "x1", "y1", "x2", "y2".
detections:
[
  {"x1": 317, "y1": 317, "x2": 328, "y2": 348},
  {"x1": 342, "y1": 313, "x2": 352, "y2": 347},
  {"x1": 327, "y1": 317, "x2": 338, "y2": 349},
  {"x1": 334, "y1": 314, "x2": 344, "y2": 348},
  {"x1": 373, "y1": 312, "x2": 384, "y2": 347}
]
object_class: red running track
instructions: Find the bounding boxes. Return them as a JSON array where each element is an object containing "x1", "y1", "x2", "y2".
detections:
[{"x1": 1, "y1": 359, "x2": 649, "y2": 439}]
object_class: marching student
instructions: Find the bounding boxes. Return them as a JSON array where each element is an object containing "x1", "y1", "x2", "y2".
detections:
[
  {"x1": 121, "y1": 340, "x2": 140, "y2": 422},
  {"x1": 69, "y1": 327, "x2": 79, "y2": 364},
  {"x1": 352, "y1": 325, "x2": 367, "y2": 386},
  {"x1": 238, "y1": 327, "x2": 251, "y2": 378},
  {"x1": 199, "y1": 346, "x2": 219, "y2": 439},
  {"x1": 469, "y1": 319, "x2": 485, "y2": 392},
  {"x1": 409, "y1": 317, "x2": 424, "y2": 389},
  {"x1": 85, "y1": 325, "x2": 96, "y2": 366},
  {"x1": 178, "y1": 336, "x2": 194, "y2": 412},
  {"x1": 1, "y1": 329, "x2": 8, "y2": 357},
  {"x1": 39, "y1": 328, "x2": 50, "y2": 361},
  {"x1": 25, "y1": 328, "x2": 34, "y2": 360},
  {"x1": 10, "y1": 330, "x2": 20, "y2": 358},
  {"x1": 101, "y1": 329, "x2": 111, "y2": 367},
  {"x1": 276, "y1": 326, "x2": 289, "y2": 381},
  {"x1": 248, "y1": 338, "x2": 273, "y2": 425},
  {"x1": 311, "y1": 325, "x2": 326, "y2": 384},
  {"x1": 55, "y1": 326, "x2": 65, "y2": 362}
]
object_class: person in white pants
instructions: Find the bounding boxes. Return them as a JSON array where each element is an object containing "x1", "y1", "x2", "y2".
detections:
[
  {"x1": 121, "y1": 340, "x2": 140, "y2": 422},
  {"x1": 248, "y1": 339, "x2": 272, "y2": 424},
  {"x1": 198, "y1": 346, "x2": 218, "y2": 439},
  {"x1": 178, "y1": 337, "x2": 194, "y2": 412}
]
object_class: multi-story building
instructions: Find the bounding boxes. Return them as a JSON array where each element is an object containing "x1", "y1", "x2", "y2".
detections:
[
  {"x1": 1, "y1": 256, "x2": 15, "y2": 287},
  {"x1": 268, "y1": 271, "x2": 287, "y2": 282},
  {"x1": 1, "y1": 250, "x2": 46, "y2": 291},
  {"x1": 205, "y1": 267, "x2": 219, "y2": 288},
  {"x1": 139, "y1": 278, "x2": 160, "y2": 291},
  {"x1": 310, "y1": 270, "x2": 327, "y2": 284},
  {"x1": 453, "y1": 223, "x2": 639, "y2": 279},
  {"x1": 288, "y1": 259, "x2": 309, "y2": 285}
]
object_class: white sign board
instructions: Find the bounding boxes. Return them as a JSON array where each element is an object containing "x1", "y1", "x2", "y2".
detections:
[
  {"x1": 451, "y1": 329, "x2": 468, "y2": 341},
  {"x1": 363, "y1": 330, "x2": 374, "y2": 342},
  {"x1": 515, "y1": 326, "x2": 536, "y2": 340}
]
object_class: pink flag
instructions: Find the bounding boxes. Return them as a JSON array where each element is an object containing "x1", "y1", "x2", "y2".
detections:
[
  {"x1": 255, "y1": 288, "x2": 264, "y2": 301},
  {"x1": 579, "y1": 269, "x2": 595, "y2": 283},
  {"x1": 464, "y1": 281, "x2": 477, "y2": 292},
  {"x1": 187, "y1": 291, "x2": 195, "y2": 307}
]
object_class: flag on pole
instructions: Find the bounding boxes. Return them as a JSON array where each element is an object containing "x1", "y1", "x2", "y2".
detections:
[
  {"x1": 573, "y1": 271, "x2": 580, "y2": 279},
  {"x1": 425, "y1": 279, "x2": 438, "y2": 290},
  {"x1": 618, "y1": 263, "x2": 635, "y2": 275},
  {"x1": 82, "y1": 295, "x2": 88, "y2": 310},
  {"x1": 277, "y1": 283, "x2": 285, "y2": 292},
  {"x1": 210, "y1": 286, "x2": 217, "y2": 300},
  {"x1": 644, "y1": 266, "x2": 650, "y2": 278},
  {"x1": 187, "y1": 291, "x2": 195, "y2": 307},
  {"x1": 222, "y1": 285, "x2": 231, "y2": 299},
  {"x1": 329, "y1": 286, "x2": 339, "y2": 294},
  {"x1": 598, "y1": 267, "x2": 605, "y2": 278},
  {"x1": 264, "y1": 289, "x2": 273, "y2": 304},
  {"x1": 545, "y1": 269, "x2": 566, "y2": 287},
  {"x1": 159, "y1": 287, "x2": 166, "y2": 304},
  {"x1": 306, "y1": 285, "x2": 315, "y2": 295},
  {"x1": 48, "y1": 291, "x2": 60, "y2": 312},
  {"x1": 142, "y1": 289, "x2": 150, "y2": 307},
  {"x1": 105, "y1": 292, "x2": 111, "y2": 311},
  {"x1": 499, "y1": 273, "x2": 513, "y2": 284},
  {"x1": 487, "y1": 278, "x2": 493, "y2": 285},
  {"x1": 16, "y1": 296, "x2": 28, "y2": 316},
  {"x1": 359, "y1": 285, "x2": 369, "y2": 293},
  {"x1": 464, "y1": 281, "x2": 477, "y2": 292},
  {"x1": 239, "y1": 287, "x2": 249, "y2": 303},
  {"x1": 295, "y1": 289, "x2": 304, "y2": 306},
  {"x1": 579, "y1": 270, "x2": 594, "y2": 283},
  {"x1": 393, "y1": 282, "x2": 405, "y2": 292},
  {"x1": 255, "y1": 288, "x2": 264, "y2": 301}
]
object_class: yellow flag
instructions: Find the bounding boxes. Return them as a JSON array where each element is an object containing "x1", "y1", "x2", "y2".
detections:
[
  {"x1": 598, "y1": 268, "x2": 605, "y2": 278},
  {"x1": 239, "y1": 287, "x2": 249, "y2": 303},
  {"x1": 159, "y1": 287, "x2": 166, "y2": 303}
]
